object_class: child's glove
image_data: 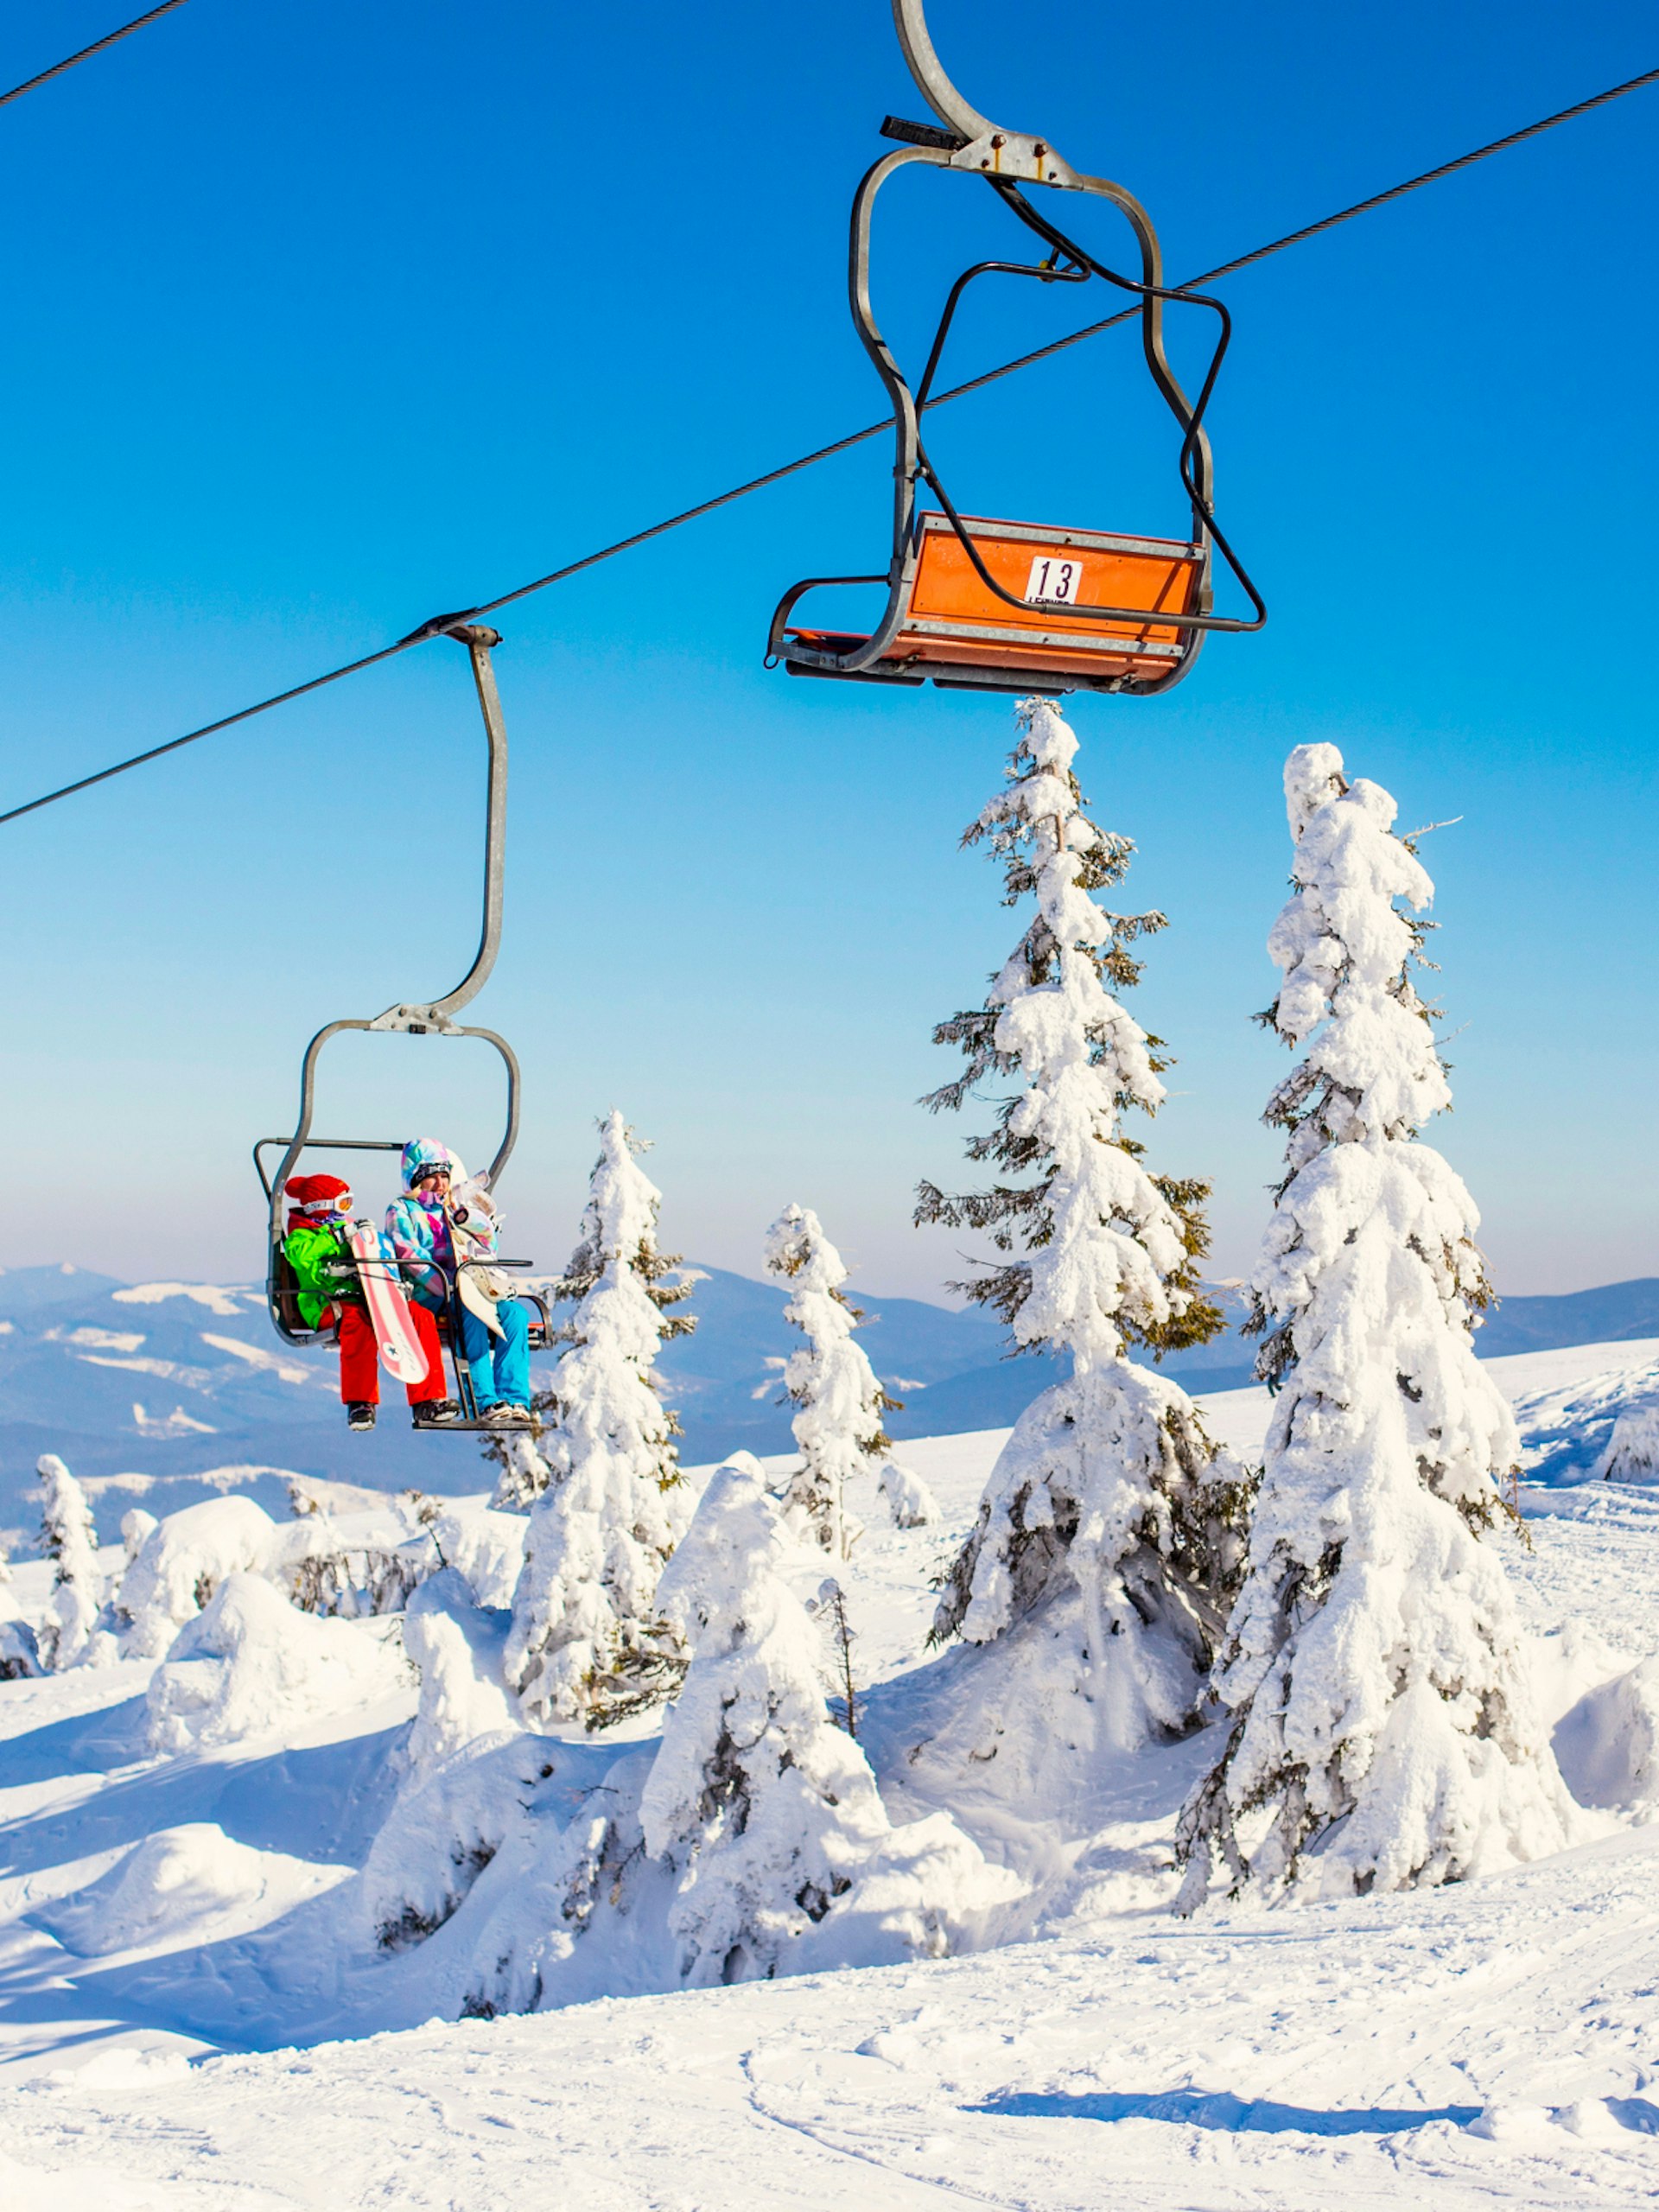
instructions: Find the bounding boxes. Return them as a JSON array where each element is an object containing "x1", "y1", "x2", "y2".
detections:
[{"x1": 319, "y1": 1251, "x2": 361, "y2": 1299}]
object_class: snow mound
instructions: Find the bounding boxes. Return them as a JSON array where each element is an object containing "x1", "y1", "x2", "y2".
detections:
[
  {"x1": 1554, "y1": 1654, "x2": 1659, "y2": 1815},
  {"x1": 792, "y1": 1807, "x2": 1024, "y2": 1971},
  {"x1": 1510, "y1": 1349, "x2": 1659, "y2": 1484},
  {"x1": 287, "y1": 1474, "x2": 401, "y2": 1519},
  {"x1": 359, "y1": 1738, "x2": 532, "y2": 1959},
  {"x1": 35, "y1": 1822, "x2": 346, "y2": 1958},
  {"x1": 146, "y1": 1573, "x2": 408, "y2": 1754},
  {"x1": 403, "y1": 1569, "x2": 519, "y2": 1772},
  {"x1": 113, "y1": 1497, "x2": 276, "y2": 1658}
]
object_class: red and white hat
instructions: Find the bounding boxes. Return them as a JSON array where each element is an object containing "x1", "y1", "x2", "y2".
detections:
[{"x1": 284, "y1": 1173, "x2": 353, "y2": 1225}]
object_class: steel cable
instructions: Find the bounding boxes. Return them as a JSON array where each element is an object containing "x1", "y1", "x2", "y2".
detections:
[
  {"x1": 0, "y1": 0, "x2": 192, "y2": 112},
  {"x1": 3, "y1": 59, "x2": 1656, "y2": 829}
]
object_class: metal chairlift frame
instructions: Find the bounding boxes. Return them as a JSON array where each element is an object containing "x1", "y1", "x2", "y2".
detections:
[
  {"x1": 253, "y1": 619, "x2": 550, "y2": 1430},
  {"x1": 768, "y1": 0, "x2": 1266, "y2": 696}
]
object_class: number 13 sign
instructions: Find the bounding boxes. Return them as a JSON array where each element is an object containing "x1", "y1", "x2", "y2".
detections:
[{"x1": 1024, "y1": 555, "x2": 1083, "y2": 606}]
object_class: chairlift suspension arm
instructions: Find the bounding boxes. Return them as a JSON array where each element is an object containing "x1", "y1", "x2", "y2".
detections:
[
  {"x1": 891, "y1": 0, "x2": 994, "y2": 143},
  {"x1": 372, "y1": 622, "x2": 507, "y2": 1031}
]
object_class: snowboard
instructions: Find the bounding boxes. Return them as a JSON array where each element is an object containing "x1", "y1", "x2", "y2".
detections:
[{"x1": 347, "y1": 1220, "x2": 432, "y2": 1386}]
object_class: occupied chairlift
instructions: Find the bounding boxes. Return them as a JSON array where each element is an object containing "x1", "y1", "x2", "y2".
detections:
[
  {"x1": 253, "y1": 618, "x2": 551, "y2": 1434},
  {"x1": 767, "y1": 0, "x2": 1266, "y2": 696}
]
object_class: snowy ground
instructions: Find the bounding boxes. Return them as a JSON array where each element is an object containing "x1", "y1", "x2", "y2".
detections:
[{"x1": 3, "y1": 1337, "x2": 1659, "y2": 2208}]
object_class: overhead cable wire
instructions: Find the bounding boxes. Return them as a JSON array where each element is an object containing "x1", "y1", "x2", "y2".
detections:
[
  {"x1": 3, "y1": 59, "x2": 1656, "y2": 830},
  {"x1": 0, "y1": 0, "x2": 192, "y2": 112}
]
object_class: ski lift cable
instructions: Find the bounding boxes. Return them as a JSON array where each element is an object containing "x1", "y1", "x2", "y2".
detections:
[
  {"x1": 1, "y1": 58, "x2": 1654, "y2": 830},
  {"x1": 0, "y1": 0, "x2": 193, "y2": 112}
]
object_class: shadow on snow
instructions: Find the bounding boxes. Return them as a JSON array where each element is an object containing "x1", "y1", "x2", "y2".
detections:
[{"x1": 971, "y1": 2088, "x2": 1484, "y2": 2136}]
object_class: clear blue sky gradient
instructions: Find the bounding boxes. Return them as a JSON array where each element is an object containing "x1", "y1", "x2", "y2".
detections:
[{"x1": 0, "y1": 0, "x2": 1653, "y2": 1303}]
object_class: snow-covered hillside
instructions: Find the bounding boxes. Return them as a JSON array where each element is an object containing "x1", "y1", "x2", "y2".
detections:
[
  {"x1": 7, "y1": 1262, "x2": 1658, "y2": 1548},
  {"x1": 1, "y1": 1338, "x2": 1658, "y2": 2205}
]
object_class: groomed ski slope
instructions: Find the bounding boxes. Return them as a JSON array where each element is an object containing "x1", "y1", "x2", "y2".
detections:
[
  {"x1": 1, "y1": 1336, "x2": 1657, "y2": 2209},
  {"x1": 10, "y1": 1827, "x2": 1659, "y2": 2211}
]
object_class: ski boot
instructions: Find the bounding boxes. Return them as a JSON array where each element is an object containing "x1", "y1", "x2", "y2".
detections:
[
  {"x1": 346, "y1": 1402, "x2": 377, "y2": 1433},
  {"x1": 412, "y1": 1399, "x2": 465, "y2": 1429}
]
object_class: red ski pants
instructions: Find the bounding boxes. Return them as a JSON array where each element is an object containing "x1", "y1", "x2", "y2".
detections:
[{"x1": 336, "y1": 1300, "x2": 447, "y2": 1406}]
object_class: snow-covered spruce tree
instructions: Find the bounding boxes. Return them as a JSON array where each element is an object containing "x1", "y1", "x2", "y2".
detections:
[
  {"x1": 1175, "y1": 742, "x2": 1576, "y2": 1910},
  {"x1": 639, "y1": 1455, "x2": 890, "y2": 1985},
  {"x1": 37, "y1": 1453, "x2": 102, "y2": 1670},
  {"x1": 763, "y1": 1203, "x2": 896, "y2": 1559},
  {"x1": 639, "y1": 1456, "x2": 1022, "y2": 1987},
  {"x1": 920, "y1": 698, "x2": 1246, "y2": 1738},
  {"x1": 505, "y1": 1110, "x2": 696, "y2": 1731}
]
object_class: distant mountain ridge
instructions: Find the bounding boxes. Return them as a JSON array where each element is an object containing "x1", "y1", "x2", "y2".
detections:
[{"x1": 0, "y1": 1262, "x2": 1653, "y2": 1543}]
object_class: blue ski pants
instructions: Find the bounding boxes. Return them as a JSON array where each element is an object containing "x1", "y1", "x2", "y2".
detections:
[{"x1": 458, "y1": 1298, "x2": 531, "y2": 1409}]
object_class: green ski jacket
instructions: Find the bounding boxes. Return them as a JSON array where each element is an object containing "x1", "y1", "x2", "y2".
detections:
[{"x1": 283, "y1": 1221, "x2": 363, "y2": 1328}]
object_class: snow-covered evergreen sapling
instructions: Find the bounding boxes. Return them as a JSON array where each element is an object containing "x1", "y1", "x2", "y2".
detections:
[
  {"x1": 639, "y1": 1456, "x2": 892, "y2": 1985},
  {"x1": 763, "y1": 1203, "x2": 898, "y2": 1559},
  {"x1": 921, "y1": 699, "x2": 1247, "y2": 1738},
  {"x1": 121, "y1": 1508, "x2": 158, "y2": 1564},
  {"x1": 37, "y1": 1453, "x2": 101, "y2": 1670},
  {"x1": 505, "y1": 1110, "x2": 696, "y2": 1732},
  {"x1": 877, "y1": 1459, "x2": 940, "y2": 1529},
  {"x1": 1598, "y1": 1402, "x2": 1659, "y2": 1484},
  {"x1": 1176, "y1": 743, "x2": 1576, "y2": 1909},
  {"x1": 639, "y1": 1456, "x2": 1022, "y2": 1984}
]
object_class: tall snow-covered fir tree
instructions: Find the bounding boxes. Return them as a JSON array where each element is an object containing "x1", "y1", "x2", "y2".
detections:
[
  {"x1": 505, "y1": 1110, "x2": 696, "y2": 1732},
  {"x1": 762, "y1": 1203, "x2": 895, "y2": 1559},
  {"x1": 37, "y1": 1452, "x2": 101, "y2": 1670},
  {"x1": 920, "y1": 698, "x2": 1248, "y2": 1741},
  {"x1": 1175, "y1": 742, "x2": 1577, "y2": 1909}
]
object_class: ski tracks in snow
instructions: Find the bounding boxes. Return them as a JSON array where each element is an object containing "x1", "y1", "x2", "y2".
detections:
[{"x1": 7, "y1": 1846, "x2": 1659, "y2": 2211}]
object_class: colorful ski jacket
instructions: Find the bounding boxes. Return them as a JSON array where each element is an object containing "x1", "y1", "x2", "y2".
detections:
[
  {"x1": 384, "y1": 1190, "x2": 454, "y2": 1312},
  {"x1": 282, "y1": 1220, "x2": 363, "y2": 1328}
]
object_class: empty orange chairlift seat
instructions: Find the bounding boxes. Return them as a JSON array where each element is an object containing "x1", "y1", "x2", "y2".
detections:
[{"x1": 784, "y1": 512, "x2": 1205, "y2": 688}]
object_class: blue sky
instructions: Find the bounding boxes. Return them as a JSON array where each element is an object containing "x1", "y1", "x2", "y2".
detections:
[{"x1": 0, "y1": 0, "x2": 1653, "y2": 1303}]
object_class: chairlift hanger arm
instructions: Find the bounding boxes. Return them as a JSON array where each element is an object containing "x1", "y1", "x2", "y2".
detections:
[
  {"x1": 890, "y1": 0, "x2": 992, "y2": 142},
  {"x1": 372, "y1": 621, "x2": 508, "y2": 1033}
]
